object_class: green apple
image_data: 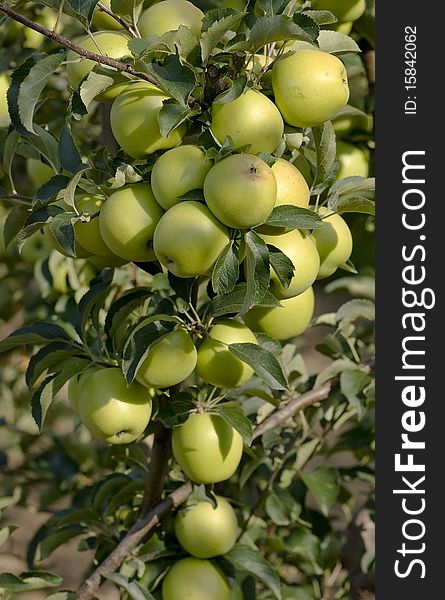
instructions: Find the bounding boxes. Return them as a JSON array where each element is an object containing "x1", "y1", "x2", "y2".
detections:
[
  {"x1": 20, "y1": 230, "x2": 52, "y2": 265},
  {"x1": 243, "y1": 286, "x2": 314, "y2": 340},
  {"x1": 52, "y1": 261, "x2": 69, "y2": 294},
  {"x1": 328, "y1": 21, "x2": 353, "y2": 34},
  {"x1": 76, "y1": 367, "x2": 152, "y2": 444},
  {"x1": 23, "y1": 9, "x2": 57, "y2": 49},
  {"x1": 291, "y1": 152, "x2": 313, "y2": 186},
  {"x1": 174, "y1": 495, "x2": 238, "y2": 558},
  {"x1": 246, "y1": 53, "x2": 273, "y2": 86},
  {"x1": 210, "y1": 89, "x2": 284, "y2": 154},
  {"x1": 68, "y1": 370, "x2": 94, "y2": 413},
  {"x1": 196, "y1": 319, "x2": 257, "y2": 388},
  {"x1": 138, "y1": 0, "x2": 204, "y2": 38},
  {"x1": 333, "y1": 112, "x2": 372, "y2": 138},
  {"x1": 172, "y1": 412, "x2": 243, "y2": 484},
  {"x1": 92, "y1": 0, "x2": 122, "y2": 30},
  {"x1": 311, "y1": 0, "x2": 366, "y2": 23},
  {"x1": 336, "y1": 140, "x2": 369, "y2": 178},
  {"x1": 162, "y1": 557, "x2": 230, "y2": 600},
  {"x1": 27, "y1": 158, "x2": 54, "y2": 189},
  {"x1": 136, "y1": 320, "x2": 197, "y2": 388},
  {"x1": 66, "y1": 31, "x2": 130, "y2": 90},
  {"x1": 312, "y1": 207, "x2": 353, "y2": 279},
  {"x1": 88, "y1": 253, "x2": 128, "y2": 269},
  {"x1": 110, "y1": 82, "x2": 186, "y2": 157},
  {"x1": 204, "y1": 154, "x2": 277, "y2": 229},
  {"x1": 0, "y1": 72, "x2": 10, "y2": 127},
  {"x1": 99, "y1": 183, "x2": 164, "y2": 262},
  {"x1": 151, "y1": 145, "x2": 212, "y2": 210},
  {"x1": 74, "y1": 195, "x2": 116, "y2": 257},
  {"x1": 153, "y1": 201, "x2": 230, "y2": 277},
  {"x1": 272, "y1": 49, "x2": 349, "y2": 128},
  {"x1": 257, "y1": 158, "x2": 310, "y2": 234},
  {"x1": 261, "y1": 230, "x2": 320, "y2": 299}
]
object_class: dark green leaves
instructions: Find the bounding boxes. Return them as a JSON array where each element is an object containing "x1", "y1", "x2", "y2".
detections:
[
  {"x1": 228, "y1": 343, "x2": 287, "y2": 390},
  {"x1": 58, "y1": 125, "x2": 82, "y2": 174},
  {"x1": 268, "y1": 245, "x2": 294, "y2": 288},
  {"x1": 312, "y1": 121, "x2": 338, "y2": 193},
  {"x1": 300, "y1": 466, "x2": 340, "y2": 516},
  {"x1": 243, "y1": 230, "x2": 270, "y2": 314},
  {"x1": 327, "y1": 177, "x2": 375, "y2": 215},
  {"x1": 226, "y1": 545, "x2": 282, "y2": 600},
  {"x1": 212, "y1": 402, "x2": 252, "y2": 443},
  {"x1": 263, "y1": 206, "x2": 325, "y2": 230},
  {"x1": 145, "y1": 54, "x2": 196, "y2": 107},
  {"x1": 246, "y1": 15, "x2": 314, "y2": 51},
  {"x1": 121, "y1": 318, "x2": 177, "y2": 384},
  {"x1": 212, "y1": 241, "x2": 240, "y2": 295},
  {"x1": 209, "y1": 284, "x2": 280, "y2": 318},
  {"x1": 0, "y1": 322, "x2": 70, "y2": 355},
  {"x1": 0, "y1": 571, "x2": 62, "y2": 592},
  {"x1": 200, "y1": 10, "x2": 245, "y2": 62}
]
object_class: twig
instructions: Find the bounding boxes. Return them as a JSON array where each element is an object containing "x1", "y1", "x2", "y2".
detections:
[
  {"x1": 0, "y1": 4, "x2": 158, "y2": 87},
  {"x1": 141, "y1": 422, "x2": 172, "y2": 514},
  {"x1": 96, "y1": 2, "x2": 138, "y2": 37},
  {"x1": 77, "y1": 482, "x2": 192, "y2": 600}
]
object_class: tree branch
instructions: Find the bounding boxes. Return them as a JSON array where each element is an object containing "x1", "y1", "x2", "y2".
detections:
[
  {"x1": 96, "y1": 2, "x2": 138, "y2": 37},
  {"x1": 0, "y1": 4, "x2": 158, "y2": 87},
  {"x1": 77, "y1": 482, "x2": 192, "y2": 600},
  {"x1": 142, "y1": 421, "x2": 172, "y2": 514}
]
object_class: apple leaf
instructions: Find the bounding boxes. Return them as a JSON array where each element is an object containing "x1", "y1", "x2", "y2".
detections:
[
  {"x1": 201, "y1": 7, "x2": 240, "y2": 31},
  {"x1": 225, "y1": 545, "x2": 282, "y2": 600},
  {"x1": 336, "y1": 299, "x2": 375, "y2": 323},
  {"x1": 268, "y1": 246, "x2": 294, "y2": 288},
  {"x1": 212, "y1": 401, "x2": 253, "y2": 444},
  {"x1": 145, "y1": 54, "x2": 196, "y2": 107},
  {"x1": 212, "y1": 240, "x2": 240, "y2": 296},
  {"x1": 63, "y1": 163, "x2": 91, "y2": 210},
  {"x1": 302, "y1": 9, "x2": 337, "y2": 25},
  {"x1": 34, "y1": 175, "x2": 70, "y2": 205},
  {"x1": 28, "y1": 125, "x2": 61, "y2": 171},
  {"x1": 104, "y1": 287, "x2": 151, "y2": 341},
  {"x1": 7, "y1": 53, "x2": 43, "y2": 134},
  {"x1": 110, "y1": 0, "x2": 143, "y2": 20},
  {"x1": 104, "y1": 573, "x2": 155, "y2": 600},
  {"x1": 48, "y1": 212, "x2": 77, "y2": 258},
  {"x1": 59, "y1": 125, "x2": 82, "y2": 174},
  {"x1": 66, "y1": 0, "x2": 99, "y2": 22},
  {"x1": 247, "y1": 15, "x2": 314, "y2": 51},
  {"x1": 263, "y1": 205, "x2": 325, "y2": 230},
  {"x1": 213, "y1": 75, "x2": 248, "y2": 105},
  {"x1": 200, "y1": 11, "x2": 245, "y2": 62},
  {"x1": 328, "y1": 176, "x2": 375, "y2": 215},
  {"x1": 293, "y1": 13, "x2": 319, "y2": 42},
  {"x1": 242, "y1": 230, "x2": 270, "y2": 314},
  {"x1": 257, "y1": 0, "x2": 289, "y2": 17},
  {"x1": 79, "y1": 70, "x2": 116, "y2": 112},
  {"x1": 45, "y1": 592, "x2": 77, "y2": 600},
  {"x1": 340, "y1": 369, "x2": 372, "y2": 418},
  {"x1": 228, "y1": 342, "x2": 288, "y2": 391},
  {"x1": 318, "y1": 30, "x2": 361, "y2": 54},
  {"x1": 209, "y1": 283, "x2": 280, "y2": 317},
  {"x1": 300, "y1": 466, "x2": 340, "y2": 516},
  {"x1": 158, "y1": 392, "x2": 195, "y2": 428},
  {"x1": 0, "y1": 571, "x2": 62, "y2": 592},
  {"x1": 77, "y1": 269, "x2": 114, "y2": 340},
  {"x1": 25, "y1": 341, "x2": 82, "y2": 388},
  {"x1": 3, "y1": 206, "x2": 28, "y2": 249},
  {"x1": 16, "y1": 205, "x2": 64, "y2": 251},
  {"x1": 312, "y1": 121, "x2": 338, "y2": 192},
  {"x1": 158, "y1": 99, "x2": 198, "y2": 137},
  {"x1": 0, "y1": 322, "x2": 71, "y2": 355}
]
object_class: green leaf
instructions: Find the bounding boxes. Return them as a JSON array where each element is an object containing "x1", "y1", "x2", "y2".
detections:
[
  {"x1": 209, "y1": 283, "x2": 280, "y2": 318},
  {"x1": 300, "y1": 466, "x2": 340, "y2": 516},
  {"x1": 257, "y1": 0, "x2": 289, "y2": 17},
  {"x1": 318, "y1": 30, "x2": 361, "y2": 54},
  {"x1": 3, "y1": 206, "x2": 27, "y2": 248},
  {"x1": 314, "y1": 357, "x2": 358, "y2": 388},
  {"x1": 242, "y1": 230, "x2": 270, "y2": 314},
  {"x1": 0, "y1": 571, "x2": 62, "y2": 592},
  {"x1": 328, "y1": 176, "x2": 375, "y2": 215},
  {"x1": 292, "y1": 13, "x2": 319, "y2": 43},
  {"x1": 111, "y1": 0, "x2": 143, "y2": 20},
  {"x1": 0, "y1": 526, "x2": 17, "y2": 549},
  {"x1": 7, "y1": 54, "x2": 43, "y2": 134},
  {"x1": 247, "y1": 15, "x2": 313, "y2": 51},
  {"x1": 212, "y1": 402, "x2": 252, "y2": 444},
  {"x1": 31, "y1": 373, "x2": 58, "y2": 432},
  {"x1": 2, "y1": 129, "x2": 19, "y2": 181},
  {"x1": 122, "y1": 317, "x2": 177, "y2": 384},
  {"x1": 268, "y1": 246, "x2": 294, "y2": 288},
  {"x1": 212, "y1": 241, "x2": 240, "y2": 296},
  {"x1": 226, "y1": 545, "x2": 282, "y2": 600},
  {"x1": 26, "y1": 342, "x2": 80, "y2": 388},
  {"x1": 79, "y1": 70, "x2": 115, "y2": 112},
  {"x1": 35, "y1": 527, "x2": 84, "y2": 562},
  {"x1": 201, "y1": 7, "x2": 240, "y2": 31},
  {"x1": 92, "y1": 474, "x2": 131, "y2": 513},
  {"x1": 0, "y1": 322, "x2": 70, "y2": 354},
  {"x1": 104, "y1": 573, "x2": 156, "y2": 600},
  {"x1": 145, "y1": 54, "x2": 196, "y2": 107},
  {"x1": 313, "y1": 121, "x2": 337, "y2": 190},
  {"x1": 66, "y1": 0, "x2": 99, "y2": 23},
  {"x1": 213, "y1": 75, "x2": 248, "y2": 105},
  {"x1": 48, "y1": 212, "x2": 77, "y2": 257},
  {"x1": 63, "y1": 163, "x2": 90, "y2": 209},
  {"x1": 302, "y1": 9, "x2": 337, "y2": 25},
  {"x1": 35, "y1": 175, "x2": 70, "y2": 204},
  {"x1": 158, "y1": 392, "x2": 195, "y2": 428},
  {"x1": 104, "y1": 287, "x2": 151, "y2": 339},
  {"x1": 340, "y1": 369, "x2": 371, "y2": 417},
  {"x1": 336, "y1": 299, "x2": 375, "y2": 323},
  {"x1": 200, "y1": 11, "x2": 245, "y2": 62},
  {"x1": 228, "y1": 342, "x2": 288, "y2": 390},
  {"x1": 58, "y1": 124, "x2": 82, "y2": 174},
  {"x1": 45, "y1": 592, "x2": 77, "y2": 600},
  {"x1": 263, "y1": 205, "x2": 325, "y2": 230},
  {"x1": 76, "y1": 269, "x2": 114, "y2": 340},
  {"x1": 28, "y1": 126, "x2": 61, "y2": 171},
  {"x1": 109, "y1": 163, "x2": 142, "y2": 189},
  {"x1": 18, "y1": 52, "x2": 66, "y2": 134},
  {"x1": 16, "y1": 205, "x2": 64, "y2": 251},
  {"x1": 158, "y1": 99, "x2": 197, "y2": 137}
]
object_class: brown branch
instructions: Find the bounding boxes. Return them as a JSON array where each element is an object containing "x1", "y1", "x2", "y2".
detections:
[
  {"x1": 96, "y1": 1, "x2": 137, "y2": 37},
  {"x1": 77, "y1": 482, "x2": 192, "y2": 600},
  {"x1": 252, "y1": 380, "x2": 333, "y2": 440},
  {"x1": 0, "y1": 4, "x2": 158, "y2": 87},
  {"x1": 141, "y1": 422, "x2": 172, "y2": 514}
]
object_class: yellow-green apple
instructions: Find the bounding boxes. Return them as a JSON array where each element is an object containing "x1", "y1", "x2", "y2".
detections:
[
  {"x1": 272, "y1": 49, "x2": 349, "y2": 128},
  {"x1": 257, "y1": 158, "x2": 310, "y2": 234},
  {"x1": 110, "y1": 82, "x2": 186, "y2": 157},
  {"x1": 20, "y1": 230, "x2": 52, "y2": 265},
  {"x1": 76, "y1": 367, "x2": 152, "y2": 444},
  {"x1": 196, "y1": 319, "x2": 257, "y2": 388},
  {"x1": 99, "y1": 183, "x2": 164, "y2": 262},
  {"x1": 68, "y1": 370, "x2": 94, "y2": 413},
  {"x1": 243, "y1": 286, "x2": 314, "y2": 340},
  {"x1": 336, "y1": 140, "x2": 369, "y2": 178},
  {"x1": 174, "y1": 495, "x2": 238, "y2": 558},
  {"x1": 172, "y1": 412, "x2": 243, "y2": 483},
  {"x1": 92, "y1": 0, "x2": 122, "y2": 30},
  {"x1": 162, "y1": 557, "x2": 230, "y2": 600},
  {"x1": 88, "y1": 253, "x2": 128, "y2": 268},
  {"x1": 210, "y1": 89, "x2": 284, "y2": 154},
  {"x1": 0, "y1": 72, "x2": 10, "y2": 127},
  {"x1": 27, "y1": 158, "x2": 54, "y2": 188},
  {"x1": 74, "y1": 195, "x2": 119, "y2": 257},
  {"x1": 203, "y1": 154, "x2": 277, "y2": 229},
  {"x1": 261, "y1": 230, "x2": 320, "y2": 298},
  {"x1": 153, "y1": 201, "x2": 230, "y2": 277},
  {"x1": 151, "y1": 145, "x2": 212, "y2": 210},
  {"x1": 138, "y1": 0, "x2": 204, "y2": 38},
  {"x1": 66, "y1": 31, "x2": 130, "y2": 90},
  {"x1": 311, "y1": 0, "x2": 366, "y2": 23},
  {"x1": 135, "y1": 319, "x2": 197, "y2": 388},
  {"x1": 45, "y1": 227, "x2": 93, "y2": 259},
  {"x1": 312, "y1": 207, "x2": 353, "y2": 278},
  {"x1": 23, "y1": 9, "x2": 57, "y2": 48}
]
